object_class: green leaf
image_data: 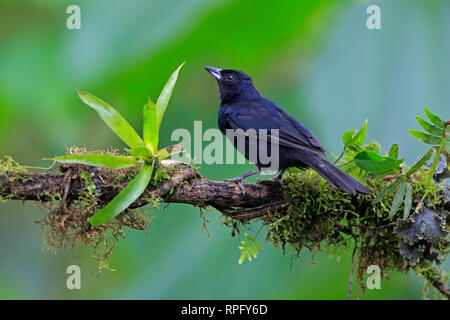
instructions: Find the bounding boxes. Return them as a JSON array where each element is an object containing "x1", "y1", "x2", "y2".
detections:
[
  {"x1": 238, "y1": 233, "x2": 263, "y2": 264},
  {"x1": 143, "y1": 98, "x2": 158, "y2": 155},
  {"x1": 248, "y1": 245, "x2": 259, "y2": 258},
  {"x1": 241, "y1": 241, "x2": 253, "y2": 248},
  {"x1": 415, "y1": 116, "x2": 443, "y2": 136},
  {"x1": 405, "y1": 148, "x2": 434, "y2": 176},
  {"x1": 388, "y1": 144, "x2": 399, "y2": 159},
  {"x1": 342, "y1": 120, "x2": 368, "y2": 151},
  {"x1": 344, "y1": 149, "x2": 356, "y2": 158},
  {"x1": 126, "y1": 146, "x2": 151, "y2": 158},
  {"x1": 351, "y1": 119, "x2": 367, "y2": 148},
  {"x1": 373, "y1": 179, "x2": 401, "y2": 204},
  {"x1": 364, "y1": 141, "x2": 381, "y2": 153},
  {"x1": 246, "y1": 251, "x2": 253, "y2": 262},
  {"x1": 80, "y1": 171, "x2": 91, "y2": 182},
  {"x1": 244, "y1": 233, "x2": 255, "y2": 242},
  {"x1": 254, "y1": 239, "x2": 263, "y2": 250},
  {"x1": 390, "y1": 181, "x2": 407, "y2": 217},
  {"x1": 403, "y1": 183, "x2": 413, "y2": 220},
  {"x1": 342, "y1": 129, "x2": 357, "y2": 146},
  {"x1": 408, "y1": 130, "x2": 441, "y2": 145},
  {"x1": 354, "y1": 150, "x2": 403, "y2": 173},
  {"x1": 80, "y1": 171, "x2": 96, "y2": 194},
  {"x1": 46, "y1": 154, "x2": 142, "y2": 169},
  {"x1": 88, "y1": 163, "x2": 154, "y2": 226},
  {"x1": 155, "y1": 145, "x2": 183, "y2": 161},
  {"x1": 156, "y1": 62, "x2": 185, "y2": 130},
  {"x1": 77, "y1": 90, "x2": 143, "y2": 148},
  {"x1": 424, "y1": 108, "x2": 444, "y2": 128}
]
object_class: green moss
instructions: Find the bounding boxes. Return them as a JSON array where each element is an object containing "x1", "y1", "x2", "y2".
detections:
[
  {"x1": 0, "y1": 156, "x2": 31, "y2": 183},
  {"x1": 259, "y1": 169, "x2": 448, "y2": 296}
]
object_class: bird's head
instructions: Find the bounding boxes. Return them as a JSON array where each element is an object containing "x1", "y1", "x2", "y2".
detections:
[{"x1": 204, "y1": 67, "x2": 259, "y2": 103}]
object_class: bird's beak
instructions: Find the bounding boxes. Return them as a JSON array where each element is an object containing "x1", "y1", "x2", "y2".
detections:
[{"x1": 204, "y1": 66, "x2": 222, "y2": 80}]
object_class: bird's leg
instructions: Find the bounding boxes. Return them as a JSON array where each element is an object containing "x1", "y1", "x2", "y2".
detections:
[
  {"x1": 224, "y1": 169, "x2": 260, "y2": 196},
  {"x1": 274, "y1": 169, "x2": 285, "y2": 189}
]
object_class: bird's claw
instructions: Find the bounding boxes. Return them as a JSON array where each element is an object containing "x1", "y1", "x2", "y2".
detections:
[
  {"x1": 274, "y1": 170, "x2": 285, "y2": 191},
  {"x1": 224, "y1": 177, "x2": 246, "y2": 196},
  {"x1": 274, "y1": 176, "x2": 285, "y2": 191}
]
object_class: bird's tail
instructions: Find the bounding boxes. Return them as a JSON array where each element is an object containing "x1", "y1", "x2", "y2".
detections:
[{"x1": 293, "y1": 155, "x2": 370, "y2": 195}]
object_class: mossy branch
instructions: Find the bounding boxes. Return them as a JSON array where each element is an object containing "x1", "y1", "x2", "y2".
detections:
[
  {"x1": 0, "y1": 157, "x2": 448, "y2": 299},
  {"x1": 0, "y1": 160, "x2": 284, "y2": 215}
]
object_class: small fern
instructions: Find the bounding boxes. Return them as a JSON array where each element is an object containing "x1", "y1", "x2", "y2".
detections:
[{"x1": 238, "y1": 233, "x2": 263, "y2": 264}]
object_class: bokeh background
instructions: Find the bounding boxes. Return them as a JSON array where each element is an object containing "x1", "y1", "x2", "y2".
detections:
[{"x1": 0, "y1": 0, "x2": 448, "y2": 299}]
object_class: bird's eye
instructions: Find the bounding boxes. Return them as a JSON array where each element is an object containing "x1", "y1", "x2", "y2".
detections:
[{"x1": 227, "y1": 74, "x2": 234, "y2": 80}]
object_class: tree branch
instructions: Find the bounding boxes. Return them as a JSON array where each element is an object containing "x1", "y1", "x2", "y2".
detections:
[
  {"x1": 0, "y1": 161, "x2": 284, "y2": 219},
  {"x1": 0, "y1": 160, "x2": 448, "y2": 299}
]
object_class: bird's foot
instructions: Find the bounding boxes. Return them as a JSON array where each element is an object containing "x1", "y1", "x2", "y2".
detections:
[
  {"x1": 224, "y1": 169, "x2": 260, "y2": 196},
  {"x1": 274, "y1": 176, "x2": 284, "y2": 190},
  {"x1": 224, "y1": 177, "x2": 246, "y2": 196},
  {"x1": 273, "y1": 170, "x2": 285, "y2": 191}
]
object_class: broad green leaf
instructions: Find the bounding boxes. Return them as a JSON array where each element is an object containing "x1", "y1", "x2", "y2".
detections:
[
  {"x1": 403, "y1": 183, "x2": 413, "y2": 220},
  {"x1": 342, "y1": 129, "x2": 357, "y2": 146},
  {"x1": 390, "y1": 181, "x2": 407, "y2": 217},
  {"x1": 143, "y1": 98, "x2": 158, "y2": 155},
  {"x1": 354, "y1": 150, "x2": 403, "y2": 173},
  {"x1": 46, "y1": 154, "x2": 141, "y2": 169},
  {"x1": 415, "y1": 116, "x2": 443, "y2": 136},
  {"x1": 156, "y1": 62, "x2": 185, "y2": 129},
  {"x1": 408, "y1": 130, "x2": 441, "y2": 145},
  {"x1": 238, "y1": 254, "x2": 246, "y2": 264},
  {"x1": 77, "y1": 90, "x2": 143, "y2": 148},
  {"x1": 373, "y1": 179, "x2": 401, "y2": 204},
  {"x1": 388, "y1": 144, "x2": 399, "y2": 159},
  {"x1": 88, "y1": 163, "x2": 154, "y2": 226},
  {"x1": 155, "y1": 145, "x2": 183, "y2": 161},
  {"x1": 351, "y1": 119, "x2": 367, "y2": 148},
  {"x1": 126, "y1": 146, "x2": 151, "y2": 158},
  {"x1": 424, "y1": 108, "x2": 444, "y2": 128},
  {"x1": 405, "y1": 148, "x2": 434, "y2": 176}
]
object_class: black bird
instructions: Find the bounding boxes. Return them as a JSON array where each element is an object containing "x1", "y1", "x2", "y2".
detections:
[{"x1": 205, "y1": 66, "x2": 370, "y2": 195}]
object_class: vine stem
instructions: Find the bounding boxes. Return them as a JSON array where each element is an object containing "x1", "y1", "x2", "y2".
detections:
[{"x1": 333, "y1": 147, "x2": 346, "y2": 165}]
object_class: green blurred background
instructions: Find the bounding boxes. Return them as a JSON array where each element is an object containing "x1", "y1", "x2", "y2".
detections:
[{"x1": 0, "y1": 0, "x2": 448, "y2": 299}]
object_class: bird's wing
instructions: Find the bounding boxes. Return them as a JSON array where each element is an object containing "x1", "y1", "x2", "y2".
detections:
[
  {"x1": 273, "y1": 103, "x2": 325, "y2": 152},
  {"x1": 223, "y1": 100, "x2": 326, "y2": 155}
]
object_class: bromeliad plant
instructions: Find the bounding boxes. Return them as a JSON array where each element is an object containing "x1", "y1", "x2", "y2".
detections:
[{"x1": 45, "y1": 63, "x2": 185, "y2": 227}]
